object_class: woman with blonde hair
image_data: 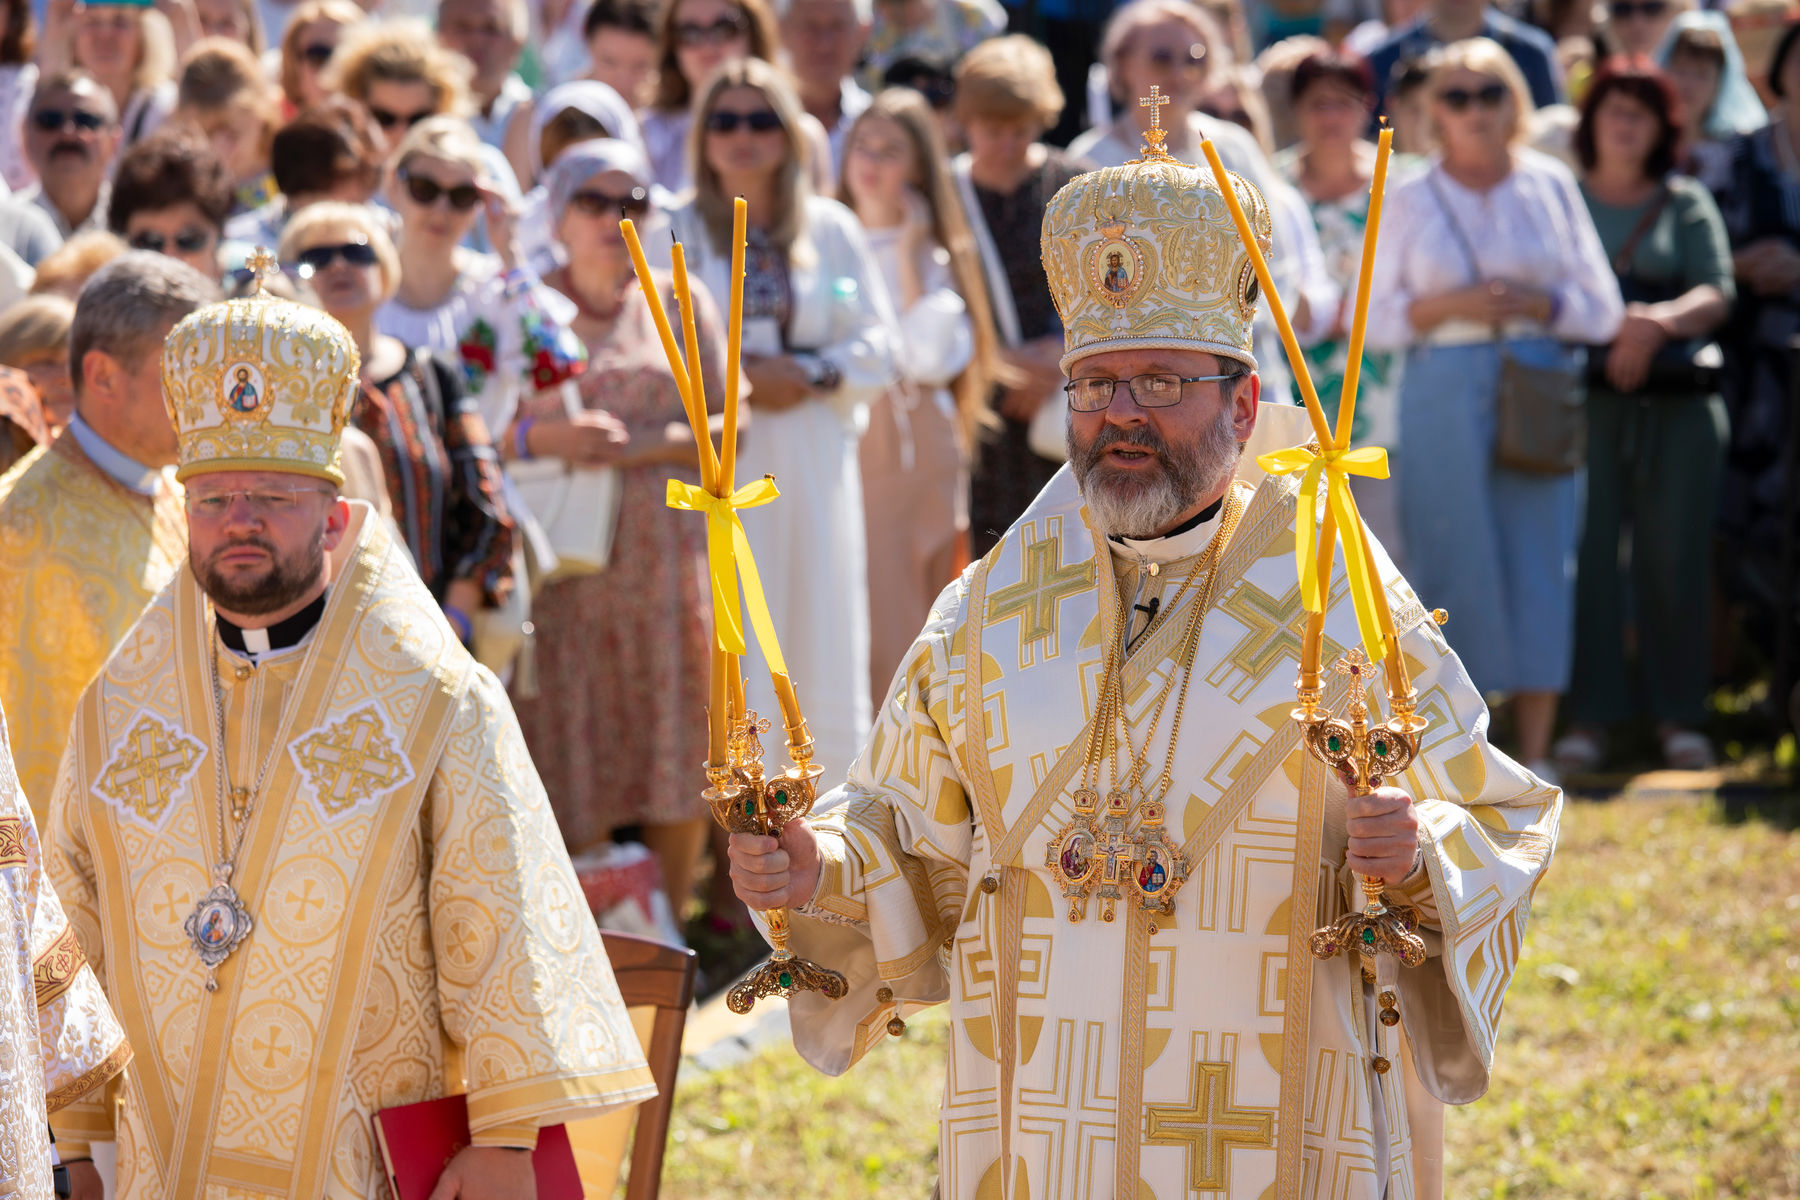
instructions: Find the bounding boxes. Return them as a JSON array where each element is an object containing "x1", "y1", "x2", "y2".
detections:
[
  {"x1": 839, "y1": 85, "x2": 1003, "y2": 703},
  {"x1": 40, "y1": 0, "x2": 179, "y2": 148},
  {"x1": 175, "y1": 37, "x2": 281, "y2": 214},
  {"x1": 324, "y1": 19, "x2": 472, "y2": 148},
  {"x1": 277, "y1": 0, "x2": 363, "y2": 115},
  {"x1": 1367, "y1": 37, "x2": 1623, "y2": 779},
  {"x1": 671, "y1": 55, "x2": 898, "y2": 786},
  {"x1": 0, "y1": 292, "x2": 76, "y2": 431},
  {"x1": 279, "y1": 201, "x2": 517, "y2": 654}
]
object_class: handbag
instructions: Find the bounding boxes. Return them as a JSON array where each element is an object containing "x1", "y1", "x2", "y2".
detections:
[
  {"x1": 1585, "y1": 184, "x2": 1725, "y2": 395},
  {"x1": 507, "y1": 380, "x2": 623, "y2": 580},
  {"x1": 1429, "y1": 175, "x2": 1586, "y2": 475}
]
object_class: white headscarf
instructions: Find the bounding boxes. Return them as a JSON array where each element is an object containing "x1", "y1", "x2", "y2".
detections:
[{"x1": 527, "y1": 81, "x2": 647, "y2": 180}]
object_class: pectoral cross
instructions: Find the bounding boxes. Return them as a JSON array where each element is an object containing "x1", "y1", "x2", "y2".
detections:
[{"x1": 1140, "y1": 87, "x2": 1173, "y2": 159}]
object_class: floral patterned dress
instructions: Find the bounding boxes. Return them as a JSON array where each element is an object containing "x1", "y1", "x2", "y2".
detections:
[{"x1": 509, "y1": 270, "x2": 725, "y2": 847}]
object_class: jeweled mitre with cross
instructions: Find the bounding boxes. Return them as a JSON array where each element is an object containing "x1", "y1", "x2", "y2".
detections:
[
  {"x1": 161, "y1": 247, "x2": 360, "y2": 484},
  {"x1": 1040, "y1": 85, "x2": 1273, "y2": 372}
]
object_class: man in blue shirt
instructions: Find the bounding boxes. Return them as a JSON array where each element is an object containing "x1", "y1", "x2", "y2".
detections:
[{"x1": 1366, "y1": 0, "x2": 1563, "y2": 121}]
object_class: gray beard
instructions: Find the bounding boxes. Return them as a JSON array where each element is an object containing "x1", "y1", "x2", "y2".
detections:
[{"x1": 1069, "y1": 404, "x2": 1243, "y2": 539}]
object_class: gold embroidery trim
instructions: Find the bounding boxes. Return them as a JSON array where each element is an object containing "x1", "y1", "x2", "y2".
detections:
[
  {"x1": 33, "y1": 924, "x2": 86, "y2": 1007},
  {"x1": 44, "y1": 1040, "x2": 132, "y2": 1113},
  {"x1": 0, "y1": 814, "x2": 25, "y2": 867}
]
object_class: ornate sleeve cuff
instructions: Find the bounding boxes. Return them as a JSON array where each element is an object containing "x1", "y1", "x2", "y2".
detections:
[
  {"x1": 470, "y1": 1121, "x2": 541, "y2": 1150},
  {"x1": 1386, "y1": 850, "x2": 1440, "y2": 930},
  {"x1": 794, "y1": 830, "x2": 868, "y2": 927}
]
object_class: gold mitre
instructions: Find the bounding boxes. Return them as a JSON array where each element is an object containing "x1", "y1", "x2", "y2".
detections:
[
  {"x1": 162, "y1": 248, "x2": 360, "y2": 484},
  {"x1": 1041, "y1": 88, "x2": 1273, "y2": 372}
]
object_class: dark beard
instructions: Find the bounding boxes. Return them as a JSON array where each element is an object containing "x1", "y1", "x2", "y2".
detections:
[
  {"x1": 191, "y1": 533, "x2": 325, "y2": 617},
  {"x1": 1069, "y1": 405, "x2": 1242, "y2": 538}
]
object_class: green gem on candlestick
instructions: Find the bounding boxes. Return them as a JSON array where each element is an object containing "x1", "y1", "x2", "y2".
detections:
[
  {"x1": 744, "y1": 798, "x2": 756, "y2": 816},
  {"x1": 778, "y1": 971, "x2": 793, "y2": 988},
  {"x1": 1327, "y1": 735, "x2": 1343, "y2": 753},
  {"x1": 1374, "y1": 739, "x2": 1389, "y2": 757},
  {"x1": 774, "y1": 787, "x2": 789, "y2": 806},
  {"x1": 1361, "y1": 927, "x2": 1376, "y2": 945}
]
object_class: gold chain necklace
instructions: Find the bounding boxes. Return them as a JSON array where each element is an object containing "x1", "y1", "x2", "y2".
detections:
[
  {"x1": 183, "y1": 630, "x2": 274, "y2": 990},
  {"x1": 1047, "y1": 487, "x2": 1244, "y2": 926}
]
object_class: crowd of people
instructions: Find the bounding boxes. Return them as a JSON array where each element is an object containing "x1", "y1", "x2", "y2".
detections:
[{"x1": 0, "y1": 0, "x2": 1792, "y2": 946}]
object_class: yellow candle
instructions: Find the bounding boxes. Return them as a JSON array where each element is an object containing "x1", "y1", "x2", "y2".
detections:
[
  {"x1": 720, "y1": 197, "x2": 747, "y2": 494},
  {"x1": 771, "y1": 671, "x2": 809, "y2": 748},
  {"x1": 669, "y1": 241, "x2": 719, "y2": 492},
  {"x1": 1200, "y1": 141, "x2": 1336, "y2": 454},
  {"x1": 708, "y1": 643, "x2": 729, "y2": 765},
  {"x1": 619, "y1": 218, "x2": 694, "y2": 404},
  {"x1": 1334, "y1": 122, "x2": 1392, "y2": 450}
]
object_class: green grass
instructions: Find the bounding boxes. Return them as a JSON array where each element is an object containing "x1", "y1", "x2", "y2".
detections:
[{"x1": 661, "y1": 795, "x2": 1800, "y2": 1199}]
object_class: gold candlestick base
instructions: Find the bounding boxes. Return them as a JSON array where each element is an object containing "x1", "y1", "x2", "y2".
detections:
[
  {"x1": 1299, "y1": 649, "x2": 1428, "y2": 970},
  {"x1": 706, "y1": 711, "x2": 848, "y2": 1014}
]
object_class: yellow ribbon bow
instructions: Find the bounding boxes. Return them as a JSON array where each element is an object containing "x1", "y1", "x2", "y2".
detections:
[
  {"x1": 666, "y1": 476, "x2": 788, "y2": 675},
  {"x1": 1256, "y1": 443, "x2": 1391, "y2": 661}
]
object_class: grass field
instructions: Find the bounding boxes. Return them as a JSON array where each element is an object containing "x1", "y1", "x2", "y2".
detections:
[{"x1": 661, "y1": 793, "x2": 1800, "y2": 1199}]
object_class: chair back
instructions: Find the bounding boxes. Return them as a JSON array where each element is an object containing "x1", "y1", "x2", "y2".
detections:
[{"x1": 603, "y1": 931, "x2": 697, "y2": 1200}]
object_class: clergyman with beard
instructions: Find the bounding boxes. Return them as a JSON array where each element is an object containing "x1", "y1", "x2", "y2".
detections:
[
  {"x1": 46, "y1": 270, "x2": 655, "y2": 1198},
  {"x1": 725, "y1": 115, "x2": 1560, "y2": 1198}
]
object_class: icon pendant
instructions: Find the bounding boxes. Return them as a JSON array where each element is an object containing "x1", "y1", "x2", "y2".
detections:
[{"x1": 184, "y1": 862, "x2": 254, "y2": 991}]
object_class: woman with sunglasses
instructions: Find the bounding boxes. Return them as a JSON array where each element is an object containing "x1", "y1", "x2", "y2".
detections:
[
  {"x1": 1367, "y1": 38, "x2": 1623, "y2": 782},
  {"x1": 671, "y1": 56, "x2": 899, "y2": 788},
  {"x1": 278, "y1": 201, "x2": 519, "y2": 669},
  {"x1": 324, "y1": 20, "x2": 473, "y2": 157},
  {"x1": 106, "y1": 127, "x2": 230, "y2": 280},
  {"x1": 507, "y1": 138, "x2": 722, "y2": 922},
  {"x1": 276, "y1": 0, "x2": 362, "y2": 117}
]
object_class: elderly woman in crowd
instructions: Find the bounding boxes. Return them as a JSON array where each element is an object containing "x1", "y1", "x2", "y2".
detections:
[
  {"x1": 41, "y1": 0, "x2": 177, "y2": 148},
  {"x1": 1367, "y1": 38, "x2": 1622, "y2": 780},
  {"x1": 0, "y1": 293, "x2": 75, "y2": 430},
  {"x1": 1279, "y1": 48, "x2": 1405, "y2": 561},
  {"x1": 671, "y1": 56, "x2": 898, "y2": 785},
  {"x1": 174, "y1": 38, "x2": 281, "y2": 215},
  {"x1": 105, "y1": 128, "x2": 230, "y2": 280},
  {"x1": 277, "y1": 0, "x2": 363, "y2": 116},
  {"x1": 1659, "y1": 12, "x2": 1767, "y2": 190},
  {"x1": 640, "y1": 0, "x2": 778, "y2": 191},
  {"x1": 508, "y1": 139, "x2": 722, "y2": 916},
  {"x1": 278, "y1": 201, "x2": 517, "y2": 655},
  {"x1": 1559, "y1": 60, "x2": 1733, "y2": 773},
  {"x1": 515, "y1": 80, "x2": 644, "y2": 272},
  {"x1": 324, "y1": 20, "x2": 472, "y2": 152},
  {"x1": 949, "y1": 35, "x2": 1078, "y2": 552}
]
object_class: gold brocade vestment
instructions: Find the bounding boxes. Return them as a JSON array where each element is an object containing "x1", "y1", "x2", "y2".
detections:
[
  {"x1": 775, "y1": 408, "x2": 1560, "y2": 1200},
  {"x1": 47, "y1": 502, "x2": 655, "y2": 1198},
  {"x1": 0, "y1": 436, "x2": 186, "y2": 825}
]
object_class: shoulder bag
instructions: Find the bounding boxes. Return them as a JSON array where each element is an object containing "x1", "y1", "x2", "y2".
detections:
[{"x1": 1585, "y1": 184, "x2": 1725, "y2": 395}]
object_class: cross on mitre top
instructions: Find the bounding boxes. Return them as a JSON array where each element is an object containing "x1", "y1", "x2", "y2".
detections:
[
  {"x1": 244, "y1": 246, "x2": 279, "y2": 295},
  {"x1": 1140, "y1": 87, "x2": 1174, "y2": 161}
]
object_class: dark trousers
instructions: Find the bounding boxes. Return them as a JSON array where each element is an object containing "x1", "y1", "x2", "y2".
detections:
[{"x1": 1569, "y1": 388, "x2": 1729, "y2": 726}]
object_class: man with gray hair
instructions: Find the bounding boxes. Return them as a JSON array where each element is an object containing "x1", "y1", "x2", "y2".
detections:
[
  {"x1": 0, "y1": 251, "x2": 220, "y2": 823},
  {"x1": 777, "y1": 0, "x2": 874, "y2": 175}
]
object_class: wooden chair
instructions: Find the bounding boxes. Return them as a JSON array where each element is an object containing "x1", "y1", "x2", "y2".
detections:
[{"x1": 588, "y1": 931, "x2": 696, "y2": 1200}]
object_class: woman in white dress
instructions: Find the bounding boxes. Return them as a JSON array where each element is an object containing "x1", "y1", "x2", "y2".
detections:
[{"x1": 669, "y1": 56, "x2": 899, "y2": 783}]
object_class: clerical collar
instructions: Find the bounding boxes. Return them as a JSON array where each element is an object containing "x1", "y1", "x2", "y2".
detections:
[
  {"x1": 216, "y1": 593, "x2": 327, "y2": 658},
  {"x1": 1107, "y1": 495, "x2": 1226, "y2": 565},
  {"x1": 67, "y1": 414, "x2": 161, "y2": 496}
]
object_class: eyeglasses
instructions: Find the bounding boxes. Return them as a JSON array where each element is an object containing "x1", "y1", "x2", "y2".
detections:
[
  {"x1": 299, "y1": 42, "x2": 336, "y2": 66},
  {"x1": 1063, "y1": 372, "x2": 1239, "y2": 412},
  {"x1": 1142, "y1": 42, "x2": 1206, "y2": 69},
  {"x1": 400, "y1": 170, "x2": 481, "y2": 211},
  {"x1": 128, "y1": 228, "x2": 215, "y2": 253},
  {"x1": 705, "y1": 108, "x2": 782, "y2": 134},
  {"x1": 31, "y1": 108, "x2": 108, "y2": 133},
  {"x1": 675, "y1": 15, "x2": 747, "y2": 46},
  {"x1": 293, "y1": 240, "x2": 378, "y2": 276},
  {"x1": 369, "y1": 105, "x2": 432, "y2": 130},
  {"x1": 568, "y1": 186, "x2": 650, "y2": 217},
  {"x1": 185, "y1": 486, "x2": 336, "y2": 518},
  {"x1": 1609, "y1": 0, "x2": 1668, "y2": 17},
  {"x1": 1437, "y1": 82, "x2": 1508, "y2": 111}
]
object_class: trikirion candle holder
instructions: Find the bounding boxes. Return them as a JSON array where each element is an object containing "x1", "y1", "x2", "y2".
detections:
[
  {"x1": 620, "y1": 199, "x2": 847, "y2": 1014},
  {"x1": 1198, "y1": 117, "x2": 1436, "y2": 982}
]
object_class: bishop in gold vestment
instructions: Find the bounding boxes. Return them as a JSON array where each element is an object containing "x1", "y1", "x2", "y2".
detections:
[
  {"x1": 47, "y1": 277, "x2": 654, "y2": 1197},
  {"x1": 0, "y1": 704, "x2": 131, "y2": 1195},
  {"x1": 730, "y1": 130, "x2": 1559, "y2": 1199}
]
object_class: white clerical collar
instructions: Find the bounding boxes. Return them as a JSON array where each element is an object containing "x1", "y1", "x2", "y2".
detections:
[
  {"x1": 1105, "y1": 500, "x2": 1226, "y2": 567},
  {"x1": 67, "y1": 414, "x2": 161, "y2": 496}
]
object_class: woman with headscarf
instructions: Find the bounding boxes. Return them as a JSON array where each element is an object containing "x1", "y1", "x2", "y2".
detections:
[
  {"x1": 516, "y1": 79, "x2": 646, "y2": 272},
  {"x1": 505, "y1": 138, "x2": 720, "y2": 918},
  {"x1": 1658, "y1": 10, "x2": 1767, "y2": 190}
]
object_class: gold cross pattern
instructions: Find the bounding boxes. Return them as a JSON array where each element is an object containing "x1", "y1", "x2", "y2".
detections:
[
  {"x1": 1144, "y1": 1059, "x2": 1277, "y2": 1191},
  {"x1": 985, "y1": 535, "x2": 1093, "y2": 651},
  {"x1": 1139, "y1": 86, "x2": 1174, "y2": 160}
]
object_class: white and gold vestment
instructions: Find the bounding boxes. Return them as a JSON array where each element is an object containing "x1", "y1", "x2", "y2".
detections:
[{"x1": 0, "y1": 705, "x2": 131, "y2": 1197}]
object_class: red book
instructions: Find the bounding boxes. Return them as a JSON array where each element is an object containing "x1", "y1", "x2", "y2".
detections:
[{"x1": 371, "y1": 1095, "x2": 584, "y2": 1200}]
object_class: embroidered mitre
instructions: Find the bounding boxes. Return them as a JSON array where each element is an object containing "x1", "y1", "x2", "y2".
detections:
[
  {"x1": 161, "y1": 249, "x2": 360, "y2": 484},
  {"x1": 1040, "y1": 92, "x2": 1273, "y2": 372}
]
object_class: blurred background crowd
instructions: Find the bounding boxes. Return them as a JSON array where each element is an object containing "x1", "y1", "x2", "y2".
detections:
[{"x1": 0, "y1": 0, "x2": 1794, "y2": 962}]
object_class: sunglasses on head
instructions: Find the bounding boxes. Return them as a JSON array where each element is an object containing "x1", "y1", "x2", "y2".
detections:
[
  {"x1": 400, "y1": 170, "x2": 481, "y2": 211},
  {"x1": 128, "y1": 228, "x2": 214, "y2": 253},
  {"x1": 32, "y1": 108, "x2": 107, "y2": 133},
  {"x1": 705, "y1": 108, "x2": 782, "y2": 134},
  {"x1": 1438, "y1": 82, "x2": 1508, "y2": 111},
  {"x1": 569, "y1": 186, "x2": 650, "y2": 217},
  {"x1": 1609, "y1": 0, "x2": 1668, "y2": 17},
  {"x1": 294, "y1": 240, "x2": 378, "y2": 276},
  {"x1": 675, "y1": 14, "x2": 747, "y2": 46},
  {"x1": 299, "y1": 42, "x2": 335, "y2": 65},
  {"x1": 370, "y1": 106, "x2": 431, "y2": 130}
]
